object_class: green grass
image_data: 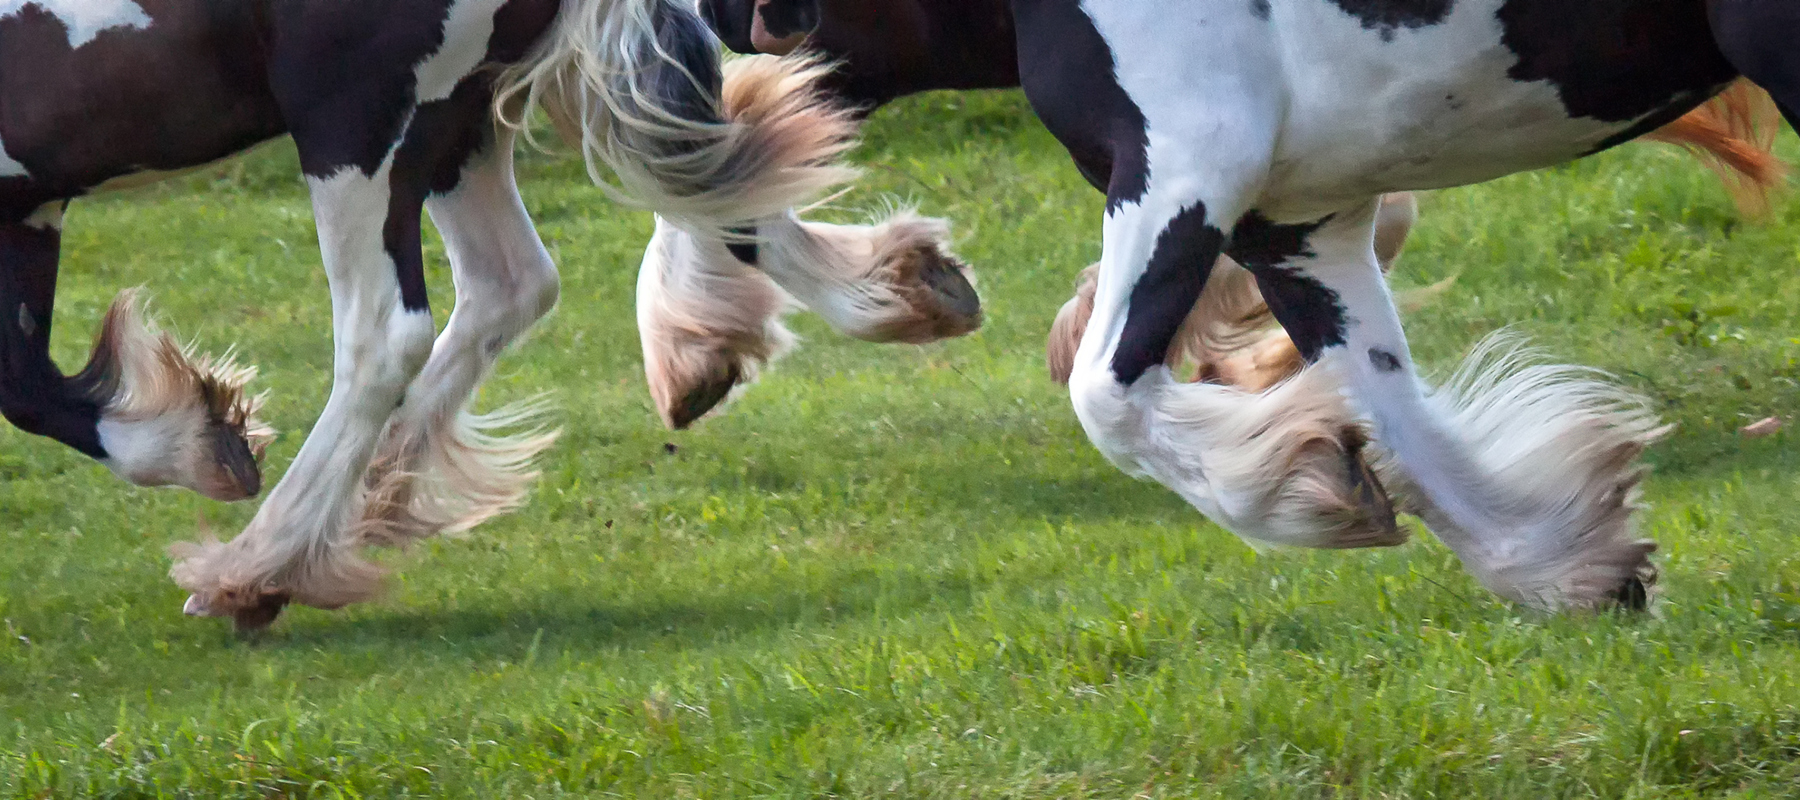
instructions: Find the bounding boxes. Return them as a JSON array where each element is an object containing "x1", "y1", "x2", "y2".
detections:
[{"x1": 4, "y1": 91, "x2": 1800, "y2": 797}]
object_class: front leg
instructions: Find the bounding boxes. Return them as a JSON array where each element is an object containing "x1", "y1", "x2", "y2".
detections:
[
  {"x1": 171, "y1": 149, "x2": 438, "y2": 629},
  {"x1": 1245, "y1": 200, "x2": 1663, "y2": 611}
]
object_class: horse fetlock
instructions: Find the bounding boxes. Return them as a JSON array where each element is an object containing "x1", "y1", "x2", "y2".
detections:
[
  {"x1": 170, "y1": 526, "x2": 386, "y2": 631},
  {"x1": 91, "y1": 290, "x2": 272, "y2": 501},
  {"x1": 98, "y1": 409, "x2": 264, "y2": 501},
  {"x1": 352, "y1": 403, "x2": 560, "y2": 547},
  {"x1": 1399, "y1": 333, "x2": 1668, "y2": 611},
  {"x1": 834, "y1": 213, "x2": 982, "y2": 343},
  {"x1": 1254, "y1": 424, "x2": 1406, "y2": 550}
]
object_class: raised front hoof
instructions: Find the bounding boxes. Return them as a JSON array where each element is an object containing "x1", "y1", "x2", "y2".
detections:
[
  {"x1": 183, "y1": 590, "x2": 292, "y2": 634},
  {"x1": 91, "y1": 289, "x2": 273, "y2": 501},
  {"x1": 197, "y1": 420, "x2": 264, "y2": 500}
]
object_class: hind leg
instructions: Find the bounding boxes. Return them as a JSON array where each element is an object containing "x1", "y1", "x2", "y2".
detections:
[
  {"x1": 636, "y1": 210, "x2": 979, "y2": 426},
  {"x1": 638, "y1": 215, "x2": 795, "y2": 429},
  {"x1": 1710, "y1": 0, "x2": 1800, "y2": 126},
  {"x1": 0, "y1": 204, "x2": 267, "y2": 500},
  {"x1": 351, "y1": 125, "x2": 562, "y2": 546}
]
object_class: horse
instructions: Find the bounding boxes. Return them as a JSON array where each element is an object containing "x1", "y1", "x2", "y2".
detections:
[
  {"x1": 646, "y1": 0, "x2": 1783, "y2": 430},
  {"x1": 674, "y1": 0, "x2": 1797, "y2": 611},
  {"x1": 0, "y1": 0, "x2": 875, "y2": 631}
]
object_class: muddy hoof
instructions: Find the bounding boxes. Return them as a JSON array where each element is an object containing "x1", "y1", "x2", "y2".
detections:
[
  {"x1": 231, "y1": 593, "x2": 291, "y2": 634},
  {"x1": 668, "y1": 362, "x2": 743, "y2": 430}
]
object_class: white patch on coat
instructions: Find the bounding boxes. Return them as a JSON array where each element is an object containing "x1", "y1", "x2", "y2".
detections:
[
  {"x1": 97, "y1": 408, "x2": 208, "y2": 488},
  {"x1": 0, "y1": 0, "x2": 151, "y2": 48},
  {"x1": 0, "y1": 133, "x2": 27, "y2": 178},
  {"x1": 22, "y1": 202, "x2": 61, "y2": 230},
  {"x1": 1080, "y1": 0, "x2": 1654, "y2": 221},
  {"x1": 413, "y1": 0, "x2": 510, "y2": 102}
]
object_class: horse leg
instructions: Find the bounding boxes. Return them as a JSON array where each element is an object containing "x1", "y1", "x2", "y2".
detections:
[
  {"x1": 638, "y1": 216, "x2": 795, "y2": 429},
  {"x1": 635, "y1": 210, "x2": 979, "y2": 426},
  {"x1": 1710, "y1": 0, "x2": 1800, "y2": 128},
  {"x1": 1247, "y1": 199, "x2": 1662, "y2": 610},
  {"x1": 1048, "y1": 191, "x2": 1419, "y2": 388},
  {"x1": 1067, "y1": 191, "x2": 1402, "y2": 551},
  {"x1": 171, "y1": 102, "x2": 452, "y2": 630},
  {"x1": 350, "y1": 125, "x2": 562, "y2": 545},
  {"x1": 0, "y1": 203, "x2": 267, "y2": 500},
  {"x1": 737, "y1": 211, "x2": 981, "y2": 344}
]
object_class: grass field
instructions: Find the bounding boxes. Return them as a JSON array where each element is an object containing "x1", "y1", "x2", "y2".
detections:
[{"x1": 3, "y1": 90, "x2": 1799, "y2": 797}]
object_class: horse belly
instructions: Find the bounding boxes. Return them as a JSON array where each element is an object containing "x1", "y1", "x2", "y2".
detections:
[
  {"x1": 0, "y1": 0, "x2": 284, "y2": 194},
  {"x1": 1256, "y1": 0, "x2": 1729, "y2": 218}
]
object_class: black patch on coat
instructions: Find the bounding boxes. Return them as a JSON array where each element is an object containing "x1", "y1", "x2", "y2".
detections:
[
  {"x1": 0, "y1": 220, "x2": 106, "y2": 457},
  {"x1": 1111, "y1": 203, "x2": 1224, "y2": 385},
  {"x1": 1707, "y1": 0, "x2": 1800, "y2": 132},
  {"x1": 759, "y1": 0, "x2": 822, "y2": 38},
  {"x1": 385, "y1": 79, "x2": 497, "y2": 313},
  {"x1": 1368, "y1": 348, "x2": 1404, "y2": 372},
  {"x1": 799, "y1": 0, "x2": 1022, "y2": 109},
  {"x1": 1328, "y1": 0, "x2": 1453, "y2": 42},
  {"x1": 0, "y1": 0, "x2": 286, "y2": 196},
  {"x1": 699, "y1": 0, "x2": 758, "y2": 53},
  {"x1": 1250, "y1": 0, "x2": 1272, "y2": 20},
  {"x1": 1496, "y1": 0, "x2": 1736, "y2": 133},
  {"x1": 1228, "y1": 212, "x2": 1347, "y2": 361},
  {"x1": 1014, "y1": 0, "x2": 1148, "y2": 212},
  {"x1": 267, "y1": 0, "x2": 456, "y2": 178}
]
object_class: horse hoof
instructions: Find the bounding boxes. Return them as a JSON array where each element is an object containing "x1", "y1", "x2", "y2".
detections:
[
  {"x1": 668, "y1": 362, "x2": 743, "y2": 430},
  {"x1": 917, "y1": 250, "x2": 982, "y2": 328},
  {"x1": 202, "y1": 421, "x2": 263, "y2": 500},
  {"x1": 1341, "y1": 434, "x2": 1404, "y2": 547},
  {"x1": 231, "y1": 593, "x2": 291, "y2": 634},
  {"x1": 1608, "y1": 565, "x2": 1657, "y2": 612}
]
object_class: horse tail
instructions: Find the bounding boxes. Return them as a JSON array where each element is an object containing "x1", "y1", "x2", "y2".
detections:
[
  {"x1": 1645, "y1": 79, "x2": 1788, "y2": 218},
  {"x1": 495, "y1": 0, "x2": 857, "y2": 237}
]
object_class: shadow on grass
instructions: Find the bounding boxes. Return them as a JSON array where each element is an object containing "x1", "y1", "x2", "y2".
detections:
[{"x1": 265, "y1": 553, "x2": 992, "y2": 659}]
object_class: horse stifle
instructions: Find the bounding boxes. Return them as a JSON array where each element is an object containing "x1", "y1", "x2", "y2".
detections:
[
  {"x1": 0, "y1": 0, "x2": 879, "y2": 630},
  {"x1": 691, "y1": 0, "x2": 1798, "y2": 612}
]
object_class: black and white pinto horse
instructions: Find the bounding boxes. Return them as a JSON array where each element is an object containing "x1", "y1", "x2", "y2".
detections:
[
  {"x1": 1015, "y1": 0, "x2": 1797, "y2": 610},
  {"x1": 688, "y1": 0, "x2": 1799, "y2": 611},
  {"x1": 0, "y1": 0, "x2": 881, "y2": 629}
]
